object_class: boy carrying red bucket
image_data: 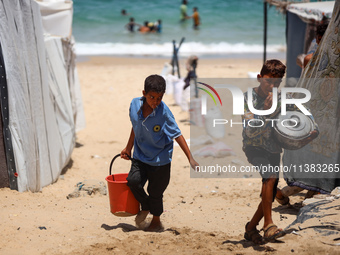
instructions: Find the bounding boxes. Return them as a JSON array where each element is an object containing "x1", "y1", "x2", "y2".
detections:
[{"x1": 121, "y1": 74, "x2": 199, "y2": 232}]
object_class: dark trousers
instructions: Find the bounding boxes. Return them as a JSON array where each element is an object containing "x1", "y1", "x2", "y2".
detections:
[
  {"x1": 245, "y1": 146, "x2": 280, "y2": 201},
  {"x1": 126, "y1": 159, "x2": 170, "y2": 217}
]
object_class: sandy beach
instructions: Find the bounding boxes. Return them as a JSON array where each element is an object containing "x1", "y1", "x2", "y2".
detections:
[{"x1": 0, "y1": 56, "x2": 338, "y2": 255}]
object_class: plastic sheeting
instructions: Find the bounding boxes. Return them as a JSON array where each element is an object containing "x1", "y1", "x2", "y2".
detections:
[
  {"x1": 287, "y1": 1, "x2": 334, "y2": 22},
  {"x1": 286, "y1": 199, "x2": 340, "y2": 245},
  {"x1": 36, "y1": 0, "x2": 73, "y2": 38},
  {"x1": 42, "y1": 36, "x2": 75, "y2": 188},
  {"x1": 36, "y1": 0, "x2": 85, "y2": 133},
  {"x1": 0, "y1": 0, "x2": 84, "y2": 192},
  {"x1": 61, "y1": 37, "x2": 86, "y2": 133},
  {"x1": 283, "y1": 0, "x2": 340, "y2": 194}
]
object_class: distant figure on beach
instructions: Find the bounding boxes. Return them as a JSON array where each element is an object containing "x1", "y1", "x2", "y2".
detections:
[
  {"x1": 184, "y1": 55, "x2": 198, "y2": 89},
  {"x1": 180, "y1": 0, "x2": 189, "y2": 21},
  {"x1": 125, "y1": 17, "x2": 141, "y2": 32},
  {"x1": 191, "y1": 7, "x2": 200, "y2": 29},
  {"x1": 121, "y1": 74, "x2": 199, "y2": 231},
  {"x1": 139, "y1": 21, "x2": 151, "y2": 33},
  {"x1": 147, "y1": 22, "x2": 155, "y2": 32},
  {"x1": 296, "y1": 17, "x2": 329, "y2": 68},
  {"x1": 303, "y1": 22, "x2": 328, "y2": 67},
  {"x1": 242, "y1": 60, "x2": 318, "y2": 244},
  {"x1": 154, "y1": 19, "x2": 162, "y2": 33},
  {"x1": 147, "y1": 20, "x2": 162, "y2": 33},
  {"x1": 121, "y1": 9, "x2": 129, "y2": 16}
]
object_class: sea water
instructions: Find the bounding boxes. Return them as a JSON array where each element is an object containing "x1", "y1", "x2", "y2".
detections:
[{"x1": 72, "y1": 0, "x2": 289, "y2": 57}]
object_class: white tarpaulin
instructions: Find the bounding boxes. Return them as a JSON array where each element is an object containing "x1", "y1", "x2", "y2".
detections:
[
  {"x1": 36, "y1": 0, "x2": 85, "y2": 133},
  {"x1": 0, "y1": 0, "x2": 84, "y2": 192},
  {"x1": 36, "y1": 0, "x2": 73, "y2": 38},
  {"x1": 287, "y1": 1, "x2": 335, "y2": 22}
]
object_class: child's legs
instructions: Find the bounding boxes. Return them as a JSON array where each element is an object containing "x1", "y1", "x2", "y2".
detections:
[
  {"x1": 248, "y1": 177, "x2": 278, "y2": 231},
  {"x1": 261, "y1": 177, "x2": 279, "y2": 227},
  {"x1": 245, "y1": 147, "x2": 280, "y2": 229},
  {"x1": 146, "y1": 163, "x2": 171, "y2": 217},
  {"x1": 126, "y1": 159, "x2": 150, "y2": 211}
]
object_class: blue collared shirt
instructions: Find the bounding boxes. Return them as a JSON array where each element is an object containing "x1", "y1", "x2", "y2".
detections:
[{"x1": 130, "y1": 97, "x2": 182, "y2": 166}]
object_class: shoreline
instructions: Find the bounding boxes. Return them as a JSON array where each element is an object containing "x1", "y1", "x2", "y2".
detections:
[{"x1": 76, "y1": 52, "x2": 286, "y2": 63}]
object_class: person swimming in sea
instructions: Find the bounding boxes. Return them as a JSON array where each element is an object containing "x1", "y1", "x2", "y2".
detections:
[{"x1": 125, "y1": 17, "x2": 141, "y2": 32}]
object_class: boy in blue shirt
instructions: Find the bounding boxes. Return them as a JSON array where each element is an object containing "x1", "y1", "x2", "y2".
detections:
[{"x1": 121, "y1": 74, "x2": 198, "y2": 231}]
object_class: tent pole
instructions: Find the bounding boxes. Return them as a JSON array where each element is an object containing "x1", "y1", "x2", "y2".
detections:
[
  {"x1": 171, "y1": 40, "x2": 176, "y2": 75},
  {"x1": 0, "y1": 43, "x2": 18, "y2": 190},
  {"x1": 263, "y1": 1, "x2": 268, "y2": 63}
]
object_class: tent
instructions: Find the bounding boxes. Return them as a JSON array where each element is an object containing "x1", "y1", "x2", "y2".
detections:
[
  {"x1": 0, "y1": 0, "x2": 85, "y2": 192},
  {"x1": 283, "y1": 0, "x2": 340, "y2": 193},
  {"x1": 286, "y1": 1, "x2": 335, "y2": 84}
]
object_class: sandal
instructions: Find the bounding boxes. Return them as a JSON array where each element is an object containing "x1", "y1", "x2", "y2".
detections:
[
  {"x1": 244, "y1": 222, "x2": 264, "y2": 245},
  {"x1": 275, "y1": 195, "x2": 290, "y2": 205},
  {"x1": 263, "y1": 223, "x2": 286, "y2": 242}
]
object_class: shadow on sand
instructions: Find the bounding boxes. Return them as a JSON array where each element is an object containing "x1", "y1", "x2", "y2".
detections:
[
  {"x1": 222, "y1": 238, "x2": 284, "y2": 252},
  {"x1": 101, "y1": 223, "x2": 140, "y2": 232},
  {"x1": 272, "y1": 203, "x2": 302, "y2": 216},
  {"x1": 101, "y1": 224, "x2": 183, "y2": 235}
]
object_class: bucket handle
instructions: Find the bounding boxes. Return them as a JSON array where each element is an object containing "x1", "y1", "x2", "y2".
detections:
[{"x1": 109, "y1": 153, "x2": 131, "y2": 176}]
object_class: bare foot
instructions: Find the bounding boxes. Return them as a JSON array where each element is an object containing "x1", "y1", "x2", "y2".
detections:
[
  {"x1": 145, "y1": 216, "x2": 163, "y2": 232},
  {"x1": 135, "y1": 210, "x2": 149, "y2": 228}
]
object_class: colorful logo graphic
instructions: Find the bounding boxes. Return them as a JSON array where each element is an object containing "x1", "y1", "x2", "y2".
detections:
[{"x1": 197, "y1": 82, "x2": 222, "y2": 106}]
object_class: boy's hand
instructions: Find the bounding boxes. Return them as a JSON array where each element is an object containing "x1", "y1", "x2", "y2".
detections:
[
  {"x1": 120, "y1": 148, "x2": 131, "y2": 160},
  {"x1": 263, "y1": 92, "x2": 273, "y2": 110},
  {"x1": 301, "y1": 130, "x2": 319, "y2": 147},
  {"x1": 190, "y1": 158, "x2": 199, "y2": 171}
]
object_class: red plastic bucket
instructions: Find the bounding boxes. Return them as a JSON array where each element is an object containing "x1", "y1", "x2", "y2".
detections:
[{"x1": 105, "y1": 154, "x2": 140, "y2": 217}]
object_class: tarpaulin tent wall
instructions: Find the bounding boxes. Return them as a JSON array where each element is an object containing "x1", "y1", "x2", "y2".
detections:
[
  {"x1": 36, "y1": 0, "x2": 85, "y2": 133},
  {"x1": 0, "y1": 0, "x2": 85, "y2": 192},
  {"x1": 283, "y1": 0, "x2": 340, "y2": 193},
  {"x1": 286, "y1": 1, "x2": 334, "y2": 84}
]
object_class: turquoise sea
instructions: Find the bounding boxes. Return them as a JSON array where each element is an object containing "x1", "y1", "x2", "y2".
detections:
[{"x1": 72, "y1": 0, "x2": 305, "y2": 57}]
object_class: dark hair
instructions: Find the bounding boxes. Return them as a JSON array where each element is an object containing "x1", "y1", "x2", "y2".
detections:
[
  {"x1": 130, "y1": 17, "x2": 134, "y2": 22},
  {"x1": 321, "y1": 15, "x2": 329, "y2": 24},
  {"x1": 316, "y1": 23, "x2": 328, "y2": 38},
  {"x1": 144, "y1": 75, "x2": 166, "y2": 94},
  {"x1": 260, "y1": 59, "x2": 286, "y2": 78}
]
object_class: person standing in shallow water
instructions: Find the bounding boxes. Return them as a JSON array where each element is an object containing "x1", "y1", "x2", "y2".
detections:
[
  {"x1": 125, "y1": 17, "x2": 141, "y2": 32},
  {"x1": 121, "y1": 9, "x2": 129, "y2": 16},
  {"x1": 180, "y1": 0, "x2": 189, "y2": 22},
  {"x1": 191, "y1": 7, "x2": 200, "y2": 29}
]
